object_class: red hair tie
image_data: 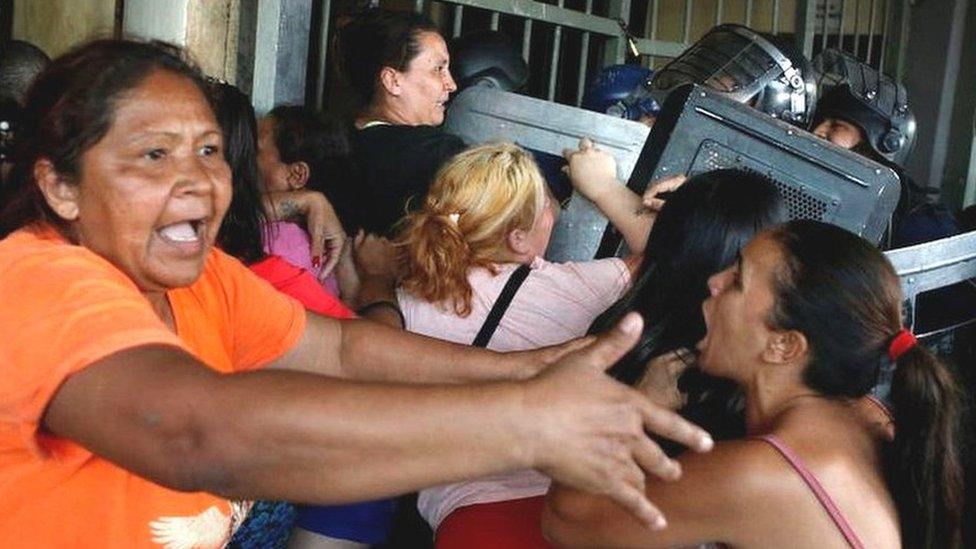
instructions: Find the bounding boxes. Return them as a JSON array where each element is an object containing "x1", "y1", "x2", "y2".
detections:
[{"x1": 888, "y1": 329, "x2": 917, "y2": 361}]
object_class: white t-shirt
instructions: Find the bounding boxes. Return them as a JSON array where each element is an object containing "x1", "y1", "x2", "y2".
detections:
[{"x1": 397, "y1": 256, "x2": 631, "y2": 531}]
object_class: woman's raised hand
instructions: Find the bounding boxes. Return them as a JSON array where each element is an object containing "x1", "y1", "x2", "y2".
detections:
[
  {"x1": 523, "y1": 313, "x2": 713, "y2": 528},
  {"x1": 353, "y1": 231, "x2": 398, "y2": 281},
  {"x1": 265, "y1": 189, "x2": 347, "y2": 279},
  {"x1": 561, "y1": 137, "x2": 620, "y2": 202},
  {"x1": 640, "y1": 175, "x2": 687, "y2": 215},
  {"x1": 637, "y1": 350, "x2": 693, "y2": 410}
]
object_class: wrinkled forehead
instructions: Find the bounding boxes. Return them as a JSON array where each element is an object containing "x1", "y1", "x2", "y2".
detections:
[
  {"x1": 111, "y1": 69, "x2": 216, "y2": 125},
  {"x1": 409, "y1": 31, "x2": 449, "y2": 65}
]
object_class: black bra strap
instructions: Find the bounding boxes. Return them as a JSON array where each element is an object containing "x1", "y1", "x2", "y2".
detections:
[{"x1": 472, "y1": 264, "x2": 532, "y2": 348}]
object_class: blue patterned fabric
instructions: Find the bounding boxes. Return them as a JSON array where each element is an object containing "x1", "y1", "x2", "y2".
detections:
[{"x1": 228, "y1": 501, "x2": 297, "y2": 549}]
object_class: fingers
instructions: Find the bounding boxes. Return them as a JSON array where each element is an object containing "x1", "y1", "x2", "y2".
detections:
[
  {"x1": 639, "y1": 401, "x2": 714, "y2": 454},
  {"x1": 631, "y1": 433, "x2": 681, "y2": 482},
  {"x1": 604, "y1": 478, "x2": 667, "y2": 530},
  {"x1": 580, "y1": 312, "x2": 643, "y2": 373},
  {"x1": 654, "y1": 175, "x2": 687, "y2": 192},
  {"x1": 319, "y1": 234, "x2": 344, "y2": 279},
  {"x1": 667, "y1": 349, "x2": 693, "y2": 376},
  {"x1": 641, "y1": 175, "x2": 687, "y2": 211},
  {"x1": 562, "y1": 137, "x2": 596, "y2": 161},
  {"x1": 559, "y1": 335, "x2": 597, "y2": 357},
  {"x1": 539, "y1": 336, "x2": 596, "y2": 366},
  {"x1": 308, "y1": 227, "x2": 326, "y2": 268}
]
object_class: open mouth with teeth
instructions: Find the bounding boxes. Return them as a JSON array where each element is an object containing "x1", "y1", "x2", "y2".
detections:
[{"x1": 157, "y1": 219, "x2": 206, "y2": 245}]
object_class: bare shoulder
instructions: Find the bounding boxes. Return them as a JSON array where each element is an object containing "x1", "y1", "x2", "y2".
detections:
[{"x1": 674, "y1": 437, "x2": 802, "y2": 501}]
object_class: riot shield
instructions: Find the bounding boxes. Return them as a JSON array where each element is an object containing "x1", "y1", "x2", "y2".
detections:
[
  {"x1": 443, "y1": 84, "x2": 650, "y2": 263},
  {"x1": 885, "y1": 230, "x2": 976, "y2": 336},
  {"x1": 596, "y1": 84, "x2": 902, "y2": 257}
]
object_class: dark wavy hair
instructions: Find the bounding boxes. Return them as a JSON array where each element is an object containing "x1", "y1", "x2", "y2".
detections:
[
  {"x1": 337, "y1": 8, "x2": 439, "y2": 107},
  {"x1": 266, "y1": 105, "x2": 359, "y2": 232},
  {"x1": 590, "y1": 169, "x2": 787, "y2": 446},
  {"x1": 0, "y1": 39, "x2": 210, "y2": 239},
  {"x1": 209, "y1": 81, "x2": 269, "y2": 265},
  {"x1": 593, "y1": 169, "x2": 786, "y2": 379},
  {"x1": 767, "y1": 220, "x2": 963, "y2": 548}
]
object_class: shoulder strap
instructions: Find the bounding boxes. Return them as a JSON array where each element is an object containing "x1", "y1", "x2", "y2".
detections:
[
  {"x1": 472, "y1": 264, "x2": 532, "y2": 348},
  {"x1": 752, "y1": 435, "x2": 866, "y2": 549}
]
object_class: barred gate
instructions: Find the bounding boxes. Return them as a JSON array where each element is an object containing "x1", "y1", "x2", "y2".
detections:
[{"x1": 308, "y1": 0, "x2": 910, "y2": 112}]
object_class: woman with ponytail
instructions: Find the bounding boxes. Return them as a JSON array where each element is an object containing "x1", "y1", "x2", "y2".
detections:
[{"x1": 545, "y1": 219, "x2": 963, "y2": 548}]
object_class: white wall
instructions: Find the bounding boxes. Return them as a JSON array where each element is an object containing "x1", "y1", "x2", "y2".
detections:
[{"x1": 122, "y1": 0, "x2": 189, "y2": 45}]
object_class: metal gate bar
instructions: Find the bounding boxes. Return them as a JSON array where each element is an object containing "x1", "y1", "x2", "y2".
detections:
[
  {"x1": 453, "y1": 5, "x2": 463, "y2": 37},
  {"x1": 866, "y1": 0, "x2": 878, "y2": 62},
  {"x1": 576, "y1": 0, "x2": 594, "y2": 106},
  {"x1": 309, "y1": 0, "x2": 906, "y2": 110},
  {"x1": 548, "y1": 0, "x2": 564, "y2": 101}
]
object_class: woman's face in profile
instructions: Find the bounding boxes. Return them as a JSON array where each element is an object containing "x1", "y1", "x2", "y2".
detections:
[
  {"x1": 63, "y1": 69, "x2": 232, "y2": 293},
  {"x1": 393, "y1": 31, "x2": 457, "y2": 126},
  {"x1": 697, "y1": 233, "x2": 781, "y2": 379}
]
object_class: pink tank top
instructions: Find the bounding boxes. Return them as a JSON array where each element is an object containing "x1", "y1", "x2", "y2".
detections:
[{"x1": 753, "y1": 435, "x2": 866, "y2": 549}]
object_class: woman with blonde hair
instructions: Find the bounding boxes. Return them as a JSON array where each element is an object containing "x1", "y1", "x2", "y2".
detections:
[{"x1": 396, "y1": 141, "x2": 659, "y2": 547}]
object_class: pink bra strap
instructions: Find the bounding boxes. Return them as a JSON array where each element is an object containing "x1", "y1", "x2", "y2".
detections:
[
  {"x1": 864, "y1": 394, "x2": 894, "y2": 422},
  {"x1": 753, "y1": 434, "x2": 866, "y2": 549}
]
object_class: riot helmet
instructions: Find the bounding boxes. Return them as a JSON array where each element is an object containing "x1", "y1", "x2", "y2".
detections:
[
  {"x1": 813, "y1": 48, "x2": 916, "y2": 166},
  {"x1": 0, "y1": 97, "x2": 21, "y2": 164},
  {"x1": 648, "y1": 24, "x2": 817, "y2": 127},
  {"x1": 581, "y1": 64, "x2": 660, "y2": 122},
  {"x1": 449, "y1": 30, "x2": 528, "y2": 92}
]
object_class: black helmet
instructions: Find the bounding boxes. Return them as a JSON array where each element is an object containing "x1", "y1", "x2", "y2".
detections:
[
  {"x1": 0, "y1": 97, "x2": 22, "y2": 163},
  {"x1": 813, "y1": 48, "x2": 916, "y2": 166},
  {"x1": 449, "y1": 30, "x2": 528, "y2": 92},
  {"x1": 648, "y1": 24, "x2": 817, "y2": 127}
]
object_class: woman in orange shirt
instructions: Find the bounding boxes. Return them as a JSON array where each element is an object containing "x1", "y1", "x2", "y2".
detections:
[{"x1": 0, "y1": 39, "x2": 711, "y2": 549}]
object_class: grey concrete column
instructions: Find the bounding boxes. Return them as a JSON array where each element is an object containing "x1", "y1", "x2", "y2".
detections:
[
  {"x1": 248, "y1": 0, "x2": 312, "y2": 114},
  {"x1": 123, "y1": 0, "x2": 189, "y2": 45},
  {"x1": 901, "y1": 0, "x2": 969, "y2": 192}
]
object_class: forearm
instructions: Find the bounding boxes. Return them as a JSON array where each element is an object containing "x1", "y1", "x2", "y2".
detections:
[
  {"x1": 337, "y1": 318, "x2": 525, "y2": 382},
  {"x1": 588, "y1": 183, "x2": 653, "y2": 254},
  {"x1": 335, "y1": 251, "x2": 361, "y2": 305},
  {"x1": 543, "y1": 484, "x2": 618, "y2": 548},
  {"x1": 195, "y1": 370, "x2": 532, "y2": 503}
]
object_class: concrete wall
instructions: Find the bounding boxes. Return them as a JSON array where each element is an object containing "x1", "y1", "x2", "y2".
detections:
[
  {"x1": 12, "y1": 0, "x2": 116, "y2": 58},
  {"x1": 123, "y1": 0, "x2": 187, "y2": 44},
  {"x1": 124, "y1": 0, "x2": 239, "y2": 83},
  {"x1": 945, "y1": 3, "x2": 976, "y2": 209},
  {"x1": 186, "y1": 0, "x2": 239, "y2": 83},
  {"x1": 10, "y1": 0, "x2": 239, "y2": 84},
  {"x1": 901, "y1": 0, "x2": 971, "y2": 200}
]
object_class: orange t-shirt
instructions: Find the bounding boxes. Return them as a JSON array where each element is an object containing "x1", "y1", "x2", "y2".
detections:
[{"x1": 0, "y1": 225, "x2": 307, "y2": 548}]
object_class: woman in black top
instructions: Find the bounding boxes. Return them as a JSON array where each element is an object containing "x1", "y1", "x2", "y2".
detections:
[{"x1": 338, "y1": 8, "x2": 465, "y2": 235}]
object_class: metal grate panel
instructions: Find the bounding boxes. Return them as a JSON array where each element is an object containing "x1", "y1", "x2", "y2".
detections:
[{"x1": 691, "y1": 140, "x2": 832, "y2": 222}]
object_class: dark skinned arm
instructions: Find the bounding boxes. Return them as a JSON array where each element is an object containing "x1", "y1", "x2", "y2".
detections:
[{"x1": 42, "y1": 315, "x2": 713, "y2": 526}]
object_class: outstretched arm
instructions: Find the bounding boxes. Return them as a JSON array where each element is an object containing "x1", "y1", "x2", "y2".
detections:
[
  {"x1": 562, "y1": 138, "x2": 684, "y2": 255},
  {"x1": 271, "y1": 312, "x2": 553, "y2": 382},
  {"x1": 44, "y1": 314, "x2": 713, "y2": 527}
]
